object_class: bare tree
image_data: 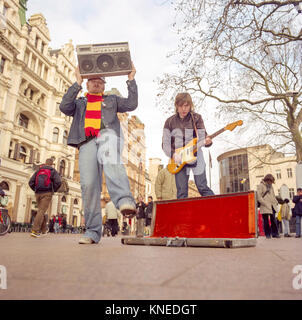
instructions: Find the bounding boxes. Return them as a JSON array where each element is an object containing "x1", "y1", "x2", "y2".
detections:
[{"x1": 157, "y1": 0, "x2": 302, "y2": 161}]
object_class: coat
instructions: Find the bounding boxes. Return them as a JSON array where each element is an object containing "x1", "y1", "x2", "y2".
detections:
[
  {"x1": 280, "y1": 203, "x2": 292, "y2": 220},
  {"x1": 59, "y1": 80, "x2": 138, "y2": 148},
  {"x1": 256, "y1": 180, "x2": 278, "y2": 215},
  {"x1": 155, "y1": 168, "x2": 177, "y2": 200},
  {"x1": 105, "y1": 201, "x2": 121, "y2": 220},
  {"x1": 293, "y1": 195, "x2": 302, "y2": 216},
  {"x1": 136, "y1": 201, "x2": 146, "y2": 219}
]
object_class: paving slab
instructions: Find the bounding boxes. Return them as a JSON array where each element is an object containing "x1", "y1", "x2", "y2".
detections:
[{"x1": 0, "y1": 233, "x2": 301, "y2": 300}]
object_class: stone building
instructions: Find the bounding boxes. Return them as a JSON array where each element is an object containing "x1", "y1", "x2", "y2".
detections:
[{"x1": 0, "y1": 1, "x2": 83, "y2": 225}]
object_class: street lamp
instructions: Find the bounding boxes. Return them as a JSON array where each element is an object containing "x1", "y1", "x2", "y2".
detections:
[{"x1": 137, "y1": 158, "x2": 142, "y2": 197}]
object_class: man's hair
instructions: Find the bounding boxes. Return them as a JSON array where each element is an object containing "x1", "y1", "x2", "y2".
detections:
[
  {"x1": 45, "y1": 158, "x2": 54, "y2": 166},
  {"x1": 174, "y1": 93, "x2": 194, "y2": 113},
  {"x1": 263, "y1": 174, "x2": 275, "y2": 183},
  {"x1": 148, "y1": 196, "x2": 153, "y2": 200},
  {"x1": 297, "y1": 188, "x2": 302, "y2": 192}
]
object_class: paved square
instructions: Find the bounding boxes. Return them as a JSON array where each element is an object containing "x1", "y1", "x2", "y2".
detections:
[{"x1": 0, "y1": 233, "x2": 301, "y2": 299}]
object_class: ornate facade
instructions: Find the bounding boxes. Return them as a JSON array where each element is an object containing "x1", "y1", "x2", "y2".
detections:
[{"x1": 0, "y1": 1, "x2": 83, "y2": 225}]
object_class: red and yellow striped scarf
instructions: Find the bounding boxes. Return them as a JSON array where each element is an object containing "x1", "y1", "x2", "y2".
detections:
[{"x1": 84, "y1": 92, "x2": 103, "y2": 137}]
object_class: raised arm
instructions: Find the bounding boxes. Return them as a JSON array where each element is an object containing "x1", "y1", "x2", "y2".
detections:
[
  {"x1": 59, "y1": 67, "x2": 83, "y2": 116},
  {"x1": 116, "y1": 62, "x2": 138, "y2": 113}
]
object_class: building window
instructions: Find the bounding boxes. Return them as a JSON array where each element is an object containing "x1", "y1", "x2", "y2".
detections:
[
  {"x1": 8, "y1": 141, "x2": 13, "y2": 158},
  {"x1": 276, "y1": 170, "x2": 281, "y2": 179},
  {"x1": 19, "y1": 146, "x2": 27, "y2": 163},
  {"x1": 55, "y1": 103, "x2": 61, "y2": 116},
  {"x1": 59, "y1": 160, "x2": 66, "y2": 177},
  {"x1": 63, "y1": 131, "x2": 68, "y2": 145},
  {"x1": 219, "y1": 153, "x2": 249, "y2": 193},
  {"x1": 287, "y1": 168, "x2": 293, "y2": 178},
  {"x1": 52, "y1": 127, "x2": 59, "y2": 143},
  {"x1": 289, "y1": 188, "x2": 295, "y2": 200},
  {"x1": 18, "y1": 113, "x2": 29, "y2": 129},
  {"x1": 74, "y1": 199, "x2": 78, "y2": 205},
  {"x1": 0, "y1": 57, "x2": 6, "y2": 73}
]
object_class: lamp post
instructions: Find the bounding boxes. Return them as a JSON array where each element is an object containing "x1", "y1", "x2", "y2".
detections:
[
  {"x1": 296, "y1": 161, "x2": 302, "y2": 189},
  {"x1": 138, "y1": 158, "x2": 142, "y2": 198}
]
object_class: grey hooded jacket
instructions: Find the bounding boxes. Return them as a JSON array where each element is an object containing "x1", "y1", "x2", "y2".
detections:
[{"x1": 59, "y1": 80, "x2": 138, "y2": 148}]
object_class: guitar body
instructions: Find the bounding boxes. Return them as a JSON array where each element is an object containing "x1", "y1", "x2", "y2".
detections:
[{"x1": 167, "y1": 138, "x2": 198, "y2": 174}]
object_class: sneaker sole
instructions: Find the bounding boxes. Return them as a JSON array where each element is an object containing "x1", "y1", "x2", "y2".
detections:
[
  {"x1": 121, "y1": 209, "x2": 136, "y2": 218},
  {"x1": 30, "y1": 233, "x2": 41, "y2": 238}
]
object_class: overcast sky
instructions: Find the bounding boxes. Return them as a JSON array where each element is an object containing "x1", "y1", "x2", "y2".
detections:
[{"x1": 26, "y1": 0, "x2": 246, "y2": 194}]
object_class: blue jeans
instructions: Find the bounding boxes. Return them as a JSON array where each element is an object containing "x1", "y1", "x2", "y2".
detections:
[
  {"x1": 175, "y1": 149, "x2": 214, "y2": 199},
  {"x1": 79, "y1": 131, "x2": 135, "y2": 243},
  {"x1": 296, "y1": 216, "x2": 302, "y2": 236}
]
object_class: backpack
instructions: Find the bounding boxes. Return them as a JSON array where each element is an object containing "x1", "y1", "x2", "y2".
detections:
[{"x1": 35, "y1": 167, "x2": 52, "y2": 192}]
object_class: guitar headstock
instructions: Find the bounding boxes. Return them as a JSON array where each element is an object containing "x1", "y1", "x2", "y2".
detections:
[{"x1": 225, "y1": 120, "x2": 243, "y2": 132}]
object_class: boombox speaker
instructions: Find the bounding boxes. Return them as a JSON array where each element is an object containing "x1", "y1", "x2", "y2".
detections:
[{"x1": 76, "y1": 42, "x2": 132, "y2": 78}]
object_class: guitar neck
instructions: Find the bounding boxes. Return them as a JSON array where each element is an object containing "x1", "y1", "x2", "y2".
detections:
[
  {"x1": 208, "y1": 128, "x2": 225, "y2": 140},
  {"x1": 195, "y1": 127, "x2": 225, "y2": 149}
]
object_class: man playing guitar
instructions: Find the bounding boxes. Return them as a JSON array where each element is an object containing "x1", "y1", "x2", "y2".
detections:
[{"x1": 162, "y1": 93, "x2": 215, "y2": 199}]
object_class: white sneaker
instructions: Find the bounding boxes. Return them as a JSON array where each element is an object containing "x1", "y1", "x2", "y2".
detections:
[{"x1": 78, "y1": 237, "x2": 95, "y2": 244}]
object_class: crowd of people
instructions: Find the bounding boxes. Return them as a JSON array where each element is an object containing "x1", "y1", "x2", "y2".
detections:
[{"x1": 99, "y1": 195, "x2": 154, "y2": 238}]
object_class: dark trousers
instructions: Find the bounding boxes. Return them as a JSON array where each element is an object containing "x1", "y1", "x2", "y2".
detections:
[
  {"x1": 108, "y1": 219, "x2": 119, "y2": 236},
  {"x1": 262, "y1": 214, "x2": 279, "y2": 237}
]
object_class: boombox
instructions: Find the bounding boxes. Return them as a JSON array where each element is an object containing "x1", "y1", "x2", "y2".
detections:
[{"x1": 76, "y1": 42, "x2": 132, "y2": 78}]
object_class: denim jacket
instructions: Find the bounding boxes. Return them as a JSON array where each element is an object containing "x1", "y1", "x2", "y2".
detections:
[{"x1": 59, "y1": 80, "x2": 138, "y2": 148}]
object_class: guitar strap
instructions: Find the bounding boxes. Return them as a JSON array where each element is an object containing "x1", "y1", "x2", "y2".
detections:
[{"x1": 190, "y1": 112, "x2": 199, "y2": 140}]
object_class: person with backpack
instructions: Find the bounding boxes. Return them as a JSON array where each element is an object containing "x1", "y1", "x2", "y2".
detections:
[{"x1": 29, "y1": 158, "x2": 62, "y2": 238}]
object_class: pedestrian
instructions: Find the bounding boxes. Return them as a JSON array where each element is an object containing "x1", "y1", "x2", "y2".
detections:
[
  {"x1": 155, "y1": 165, "x2": 177, "y2": 200},
  {"x1": 257, "y1": 174, "x2": 280, "y2": 239},
  {"x1": 62, "y1": 215, "x2": 67, "y2": 233},
  {"x1": 293, "y1": 188, "x2": 302, "y2": 238},
  {"x1": 144, "y1": 196, "x2": 153, "y2": 235},
  {"x1": 136, "y1": 195, "x2": 146, "y2": 237},
  {"x1": 54, "y1": 215, "x2": 60, "y2": 234},
  {"x1": 162, "y1": 92, "x2": 215, "y2": 199},
  {"x1": 49, "y1": 215, "x2": 55, "y2": 233},
  {"x1": 59, "y1": 63, "x2": 138, "y2": 244},
  {"x1": 101, "y1": 198, "x2": 107, "y2": 233},
  {"x1": 281, "y1": 199, "x2": 292, "y2": 237},
  {"x1": 28, "y1": 158, "x2": 62, "y2": 238},
  {"x1": 105, "y1": 198, "x2": 121, "y2": 237}
]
